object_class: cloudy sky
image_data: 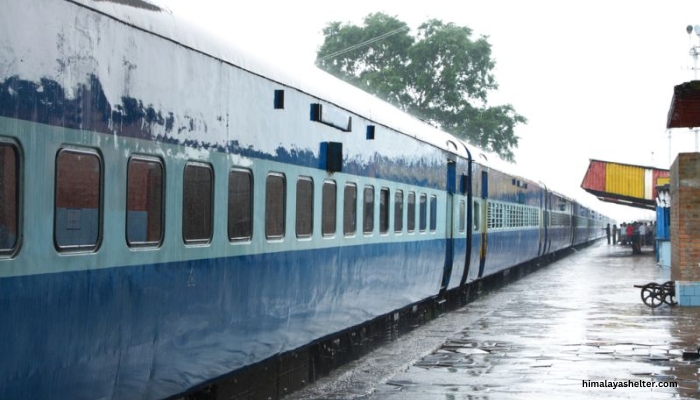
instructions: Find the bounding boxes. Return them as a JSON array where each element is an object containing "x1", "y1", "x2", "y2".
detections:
[{"x1": 168, "y1": 0, "x2": 700, "y2": 222}]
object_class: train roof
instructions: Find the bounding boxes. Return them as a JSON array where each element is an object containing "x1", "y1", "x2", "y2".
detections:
[
  {"x1": 68, "y1": 1, "x2": 606, "y2": 217},
  {"x1": 71, "y1": 0, "x2": 470, "y2": 159}
]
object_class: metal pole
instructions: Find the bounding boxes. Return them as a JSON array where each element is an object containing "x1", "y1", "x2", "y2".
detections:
[
  {"x1": 688, "y1": 26, "x2": 700, "y2": 153},
  {"x1": 668, "y1": 129, "x2": 673, "y2": 167},
  {"x1": 697, "y1": 47, "x2": 700, "y2": 151}
]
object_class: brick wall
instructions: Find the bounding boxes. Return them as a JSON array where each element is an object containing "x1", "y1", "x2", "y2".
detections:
[{"x1": 670, "y1": 152, "x2": 700, "y2": 282}]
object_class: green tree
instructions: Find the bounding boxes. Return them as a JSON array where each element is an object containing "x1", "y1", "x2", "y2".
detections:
[{"x1": 316, "y1": 13, "x2": 526, "y2": 161}]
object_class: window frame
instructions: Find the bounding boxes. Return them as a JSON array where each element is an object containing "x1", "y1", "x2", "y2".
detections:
[
  {"x1": 343, "y1": 183, "x2": 357, "y2": 236},
  {"x1": 265, "y1": 172, "x2": 286, "y2": 239},
  {"x1": 419, "y1": 192, "x2": 427, "y2": 232},
  {"x1": 407, "y1": 191, "x2": 416, "y2": 233},
  {"x1": 295, "y1": 176, "x2": 314, "y2": 239},
  {"x1": 394, "y1": 190, "x2": 404, "y2": 233},
  {"x1": 228, "y1": 167, "x2": 254, "y2": 242},
  {"x1": 182, "y1": 161, "x2": 214, "y2": 245},
  {"x1": 0, "y1": 140, "x2": 20, "y2": 256},
  {"x1": 126, "y1": 155, "x2": 165, "y2": 248},
  {"x1": 379, "y1": 187, "x2": 390, "y2": 234},
  {"x1": 429, "y1": 194, "x2": 437, "y2": 232},
  {"x1": 54, "y1": 147, "x2": 103, "y2": 252},
  {"x1": 322, "y1": 180, "x2": 337, "y2": 237},
  {"x1": 363, "y1": 185, "x2": 375, "y2": 235}
]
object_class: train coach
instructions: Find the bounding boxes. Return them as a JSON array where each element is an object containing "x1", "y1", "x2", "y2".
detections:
[{"x1": 0, "y1": 1, "x2": 608, "y2": 399}]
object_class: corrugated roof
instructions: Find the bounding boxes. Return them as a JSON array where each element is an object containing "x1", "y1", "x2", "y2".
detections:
[{"x1": 667, "y1": 80, "x2": 700, "y2": 128}]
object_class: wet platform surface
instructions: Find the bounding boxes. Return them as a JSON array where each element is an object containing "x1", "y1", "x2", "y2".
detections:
[{"x1": 287, "y1": 242, "x2": 700, "y2": 399}]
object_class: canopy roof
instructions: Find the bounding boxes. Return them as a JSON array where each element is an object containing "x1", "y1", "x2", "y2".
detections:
[
  {"x1": 581, "y1": 159, "x2": 669, "y2": 210},
  {"x1": 667, "y1": 80, "x2": 700, "y2": 129}
]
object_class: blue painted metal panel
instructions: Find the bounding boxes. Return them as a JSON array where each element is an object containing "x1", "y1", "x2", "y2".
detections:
[
  {"x1": 0, "y1": 240, "x2": 444, "y2": 400},
  {"x1": 481, "y1": 229, "x2": 541, "y2": 277},
  {"x1": 656, "y1": 207, "x2": 670, "y2": 240},
  {"x1": 549, "y1": 226, "x2": 573, "y2": 253},
  {"x1": 447, "y1": 238, "x2": 467, "y2": 289}
]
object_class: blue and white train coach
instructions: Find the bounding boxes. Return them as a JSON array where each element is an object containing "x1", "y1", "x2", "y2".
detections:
[{"x1": 0, "y1": 0, "x2": 608, "y2": 399}]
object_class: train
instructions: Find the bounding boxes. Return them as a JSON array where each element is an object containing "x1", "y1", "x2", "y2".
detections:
[{"x1": 0, "y1": 1, "x2": 609, "y2": 399}]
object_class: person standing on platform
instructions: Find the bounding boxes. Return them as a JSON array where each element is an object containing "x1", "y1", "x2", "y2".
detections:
[
  {"x1": 605, "y1": 223, "x2": 611, "y2": 244},
  {"x1": 626, "y1": 223, "x2": 634, "y2": 245},
  {"x1": 612, "y1": 224, "x2": 618, "y2": 244},
  {"x1": 638, "y1": 222, "x2": 647, "y2": 247},
  {"x1": 620, "y1": 223, "x2": 627, "y2": 244}
]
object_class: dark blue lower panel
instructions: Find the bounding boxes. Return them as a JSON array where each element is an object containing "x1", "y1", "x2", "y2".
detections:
[
  {"x1": 447, "y1": 239, "x2": 468, "y2": 289},
  {"x1": 482, "y1": 230, "x2": 540, "y2": 277},
  {"x1": 549, "y1": 227, "x2": 573, "y2": 253},
  {"x1": 0, "y1": 240, "x2": 445, "y2": 400}
]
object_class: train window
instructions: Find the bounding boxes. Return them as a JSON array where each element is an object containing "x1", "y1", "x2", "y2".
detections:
[
  {"x1": 183, "y1": 163, "x2": 213, "y2": 244},
  {"x1": 363, "y1": 186, "x2": 374, "y2": 234},
  {"x1": 266, "y1": 173, "x2": 286, "y2": 239},
  {"x1": 429, "y1": 195, "x2": 437, "y2": 232},
  {"x1": 505, "y1": 204, "x2": 513, "y2": 228},
  {"x1": 228, "y1": 168, "x2": 253, "y2": 241},
  {"x1": 458, "y1": 200, "x2": 465, "y2": 233},
  {"x1": 516, "y1": 206, "x2": 524, "y2": 227},
  {"x1": 419, "y1": 193, "x2": 427, "y2": 232},
  {"x1": 488, "y1": 202, "x2": 503, "y2": 229},
  {"x1": 126, "y1": 157, "x2": 163, "y2": 247},
  {"x1": 0, "y1": 144, "x2": 19, "y2": 254},
  {"x1": 343, "y1": 183, "x2": 357, "y2": 235},
  {"x1": 487, "y1": 202, "x2": 494, "y2": 229},
  {"x1": 530, "y1": 209, "x2": 539, "y2": 227},
  {"x1": 473, "y1": 201, "x2": 480, "y2": 232},
  {"x1": 407, "y1": 191, "x2": 415, "y2": 232},
  {"x1": 54, "y1": 149, "x2": 102, "y2": 251},
  {"x1": 394, "y1": 190, "x2": 404, "y2": 233},
  {"x1": 296, "y1": 177, "x2": 314, "y2": 238},
  {"x1": 496, "y1": 204, "x2": 503, "y2": 228},
  {"x1": 322, "y1": 180, "x2": 336, "y2": 236},
  {"x1": 379, "y1": 188, "x2": 389, "y2": 234}
]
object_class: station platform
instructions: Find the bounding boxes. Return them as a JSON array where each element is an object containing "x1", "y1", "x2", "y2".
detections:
[{"x1": 287, "y1": 241, "x2": 700, "y2": 399}]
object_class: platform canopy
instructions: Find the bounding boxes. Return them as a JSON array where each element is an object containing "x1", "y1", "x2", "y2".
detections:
[
  {"x1": 667, "y1": 80, "x2": 700, "y2": 128},
  {"x1": 581, "y1": 159, "x2": 669, "y2": 210}
]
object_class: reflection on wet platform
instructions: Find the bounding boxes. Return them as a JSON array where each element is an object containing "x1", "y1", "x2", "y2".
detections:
[{"x1": 287, "y1": 242, "x2": 700, "y2": 399}]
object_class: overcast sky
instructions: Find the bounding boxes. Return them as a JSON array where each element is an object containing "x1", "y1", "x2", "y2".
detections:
[{"x1": 167, "y1": 0, "x2": 700, "y2": 222}]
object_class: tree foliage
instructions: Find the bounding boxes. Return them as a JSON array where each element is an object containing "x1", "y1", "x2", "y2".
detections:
[{"x1": 316, "y1": 13, "x2": 526, "y2": 161}]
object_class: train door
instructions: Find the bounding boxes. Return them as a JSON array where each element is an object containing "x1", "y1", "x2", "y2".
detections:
[
  {"x1": 440, "y1": 160, "x2": 456, "y2": 291},
  {"x1": 477, "y1": 170, "x2": 488, "y2": 279},
  {"x1": 457, "y1": 144, "x2": 473, "y2": 289},
  {"x1": 539, "y1": 187, "x2": 549, "y2": 257},
  {"x1": 571, "y1": 204, "x2": 577, "y2": 247},
  {"x1": 458, "y1": 166, "x2": 473, "y2": 287},
  {"x1": 548, "y1": 192, "x2": 554, "y2": 254}
]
